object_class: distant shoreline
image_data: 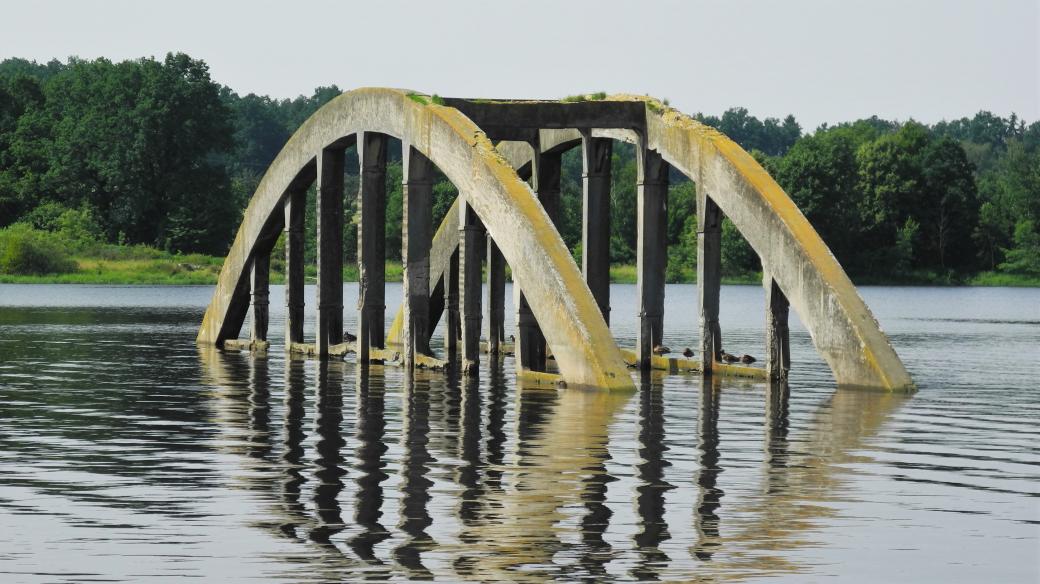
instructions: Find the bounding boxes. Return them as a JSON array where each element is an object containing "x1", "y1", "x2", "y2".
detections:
[{"x1": 1, "y1": 257, "x2": 1036, "y2": 287}]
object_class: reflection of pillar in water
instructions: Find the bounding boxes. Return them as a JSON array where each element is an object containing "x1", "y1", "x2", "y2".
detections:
[
  {"x1": 280, "y1": 358, "x2": 307, "y2": 539},
  {"x1": 484, "y1": 358, "x2": 507, "y2": 494},
  {"x1": 349, "y1": 372, "x2": 390, "y2": 561},
  {"x1": 311, "y1": 361, "x2": 347, "y2": 545},
  {"x1": 457, "y1": 374, "x2": 484, "y2": 527},
  {"x1": 632, "y1": 374, "x2": 674, "y2": 581},
  {"x1": 247, "y1": 354, "x2": 272, "y2": 461},
  {"x1": 394, "y1": 376, "x2": 434, "y2": 576},
  {"x1": 765, "y1": 381, "x2": 791, "y2": 483},
  {"x1": 693, "y1": 376, "x2": 723, "y2": 561}
]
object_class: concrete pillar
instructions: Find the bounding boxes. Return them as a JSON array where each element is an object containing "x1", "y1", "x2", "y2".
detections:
[
  {"x1": 698, "y1": 190, "x2": 723, "y2": 374},
  {"x1": 249, "y1": 252, "x2": 270, "y2": 342},
  {"x1": 636, "y1": 145, "x2": 669, "y2": 369},
  {"x1": 459, "y1": 200, "x2": 485, "y2": 374},
  {"x1": 402, "y1": 144, "x2": 433, "y2": 369},
  {"x1": 764, "y1": 275, "x2": 791, "y2": 381},
  {"x1": 486, "y1": 239, "x2": 506, "y2": 355},
  {"x1": 283, "y1": 188, "x2": 306, "y2": 346},
  {"x1": 515, "y1": 147, "x2": 560, "y2": 371},
  {"x1": 581, "y1": 133, "x2": 612, "y2": 324},
  {"x1": 444, "y1": 249, "x2": 460, "y2": 364},
  {"x1": 357, "y1": 132, "x2": 387, "y2": 363},
  {"x1": 316, "y1": 147, "x2": 345, "y2": 358}
]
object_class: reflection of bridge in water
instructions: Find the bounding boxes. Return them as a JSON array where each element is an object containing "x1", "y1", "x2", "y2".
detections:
[
  {"x1": 200, "y1": 348, "x2": 909, "y2": 582},
  {"x1": 198, "y1": 89, "x2": 912, "y2": 392}
]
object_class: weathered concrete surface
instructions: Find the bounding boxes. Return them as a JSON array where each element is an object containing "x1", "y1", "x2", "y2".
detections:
[
  {"x1": 357, "y1": 132, "x2": 388, "y2": 363},
  {"x1": 697, "y1": 191, "x2": 723, "y2": 375},
  {"x1": 402, "y1": 144, "x2": 434, "y2": 369},
  {"x1": 581, "y1": 132, "x2": 612, "y2": 323},
  {"x1": 283, "y1": 188, "x2": 306, "y2": 345},
  {"x1": 635, "y1": 144, "x2": 669, "y2": 368},
  {"x1": 639, "y1": 96, "x2": 913, "y2": 390},
  {"x1": 198, "y1": 88, "x2": 632, "y2": 390},
  {"x1": 459, "y1": 199, "x2": 485, "y2": 373},
  {"x1": 316, "y1": 147, "x2": 345, "y2": 357}
]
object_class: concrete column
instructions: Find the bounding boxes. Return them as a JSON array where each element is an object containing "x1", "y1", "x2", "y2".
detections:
[
  {"x1": 357, "y1": 132, "x2": 387, "y2": 363},
  {"x1": 283, "y1": 188, "x2": 306, "y2": 346},
  {"x1": 636, "y1": 145, "x2": 669, "y2": 369},
  {"x1": 444, "y1": 249, "x2": 460, "y2": 364},
  {"x1": 316, "y1": 147, "x2": 345, "y2": 358},
  {"x1": 515, "y1": 147, "x2": 560, "y2": 371},
  {"x1": 250, "y1": 252, "x2": 270, "y2": 342},
  {"x1": 698, "y1": 190, "x2": 723, "y2": 375},
  {"x1": 581, "y1": 133, "x2": 613, "y2": 324},
  {"x1": 402, "y1": 143, "x2": 433, "y2": 370},
  {"x1": 764, "y1": 274, "x2": 791, "y2": 381},
  {"x1": 459, "y1": 200, "x2": 485, "y2": 374},
  {"x1": 486, "y1": 239, "x2": 506, "y2": 355}
]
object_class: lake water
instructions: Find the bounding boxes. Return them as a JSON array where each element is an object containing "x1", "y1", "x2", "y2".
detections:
[{"x1": 0, "y1": 283, "x2": 1037, "y2": 583}]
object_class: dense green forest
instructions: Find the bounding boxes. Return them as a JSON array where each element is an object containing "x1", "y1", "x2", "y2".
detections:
[{"x1": 1, "y1": 54, "x2": 1037, "y2": 284}]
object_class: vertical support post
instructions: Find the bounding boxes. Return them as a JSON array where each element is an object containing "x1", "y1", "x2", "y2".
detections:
[
  {"x1": 357, "y1": 132, "x2": 387, "y2": 363},
  {"x1": 316, "y1": 147, "x2": 345, "y2": 358},
  {"x1": 486, "y1": 239, "x2": 506, "y2": 355},
  {"x1": 636, "y1": 144, "x2": 669, "y2": 369},
  {"x1": 581, "y1": 132, "x2": 612, "y2": 324},
  {"x1": 764, "y1": 274, "x2": 791, "y2": 381},
  {"x1": 459, "y1": 200, "x2": 485, "y2": 374},
  {"x1": 698, "y1": 190, "x2": 723, "y2": 375},
  {"x1": 444, "y1": 250, "x2": 460, "y2": 364},
  {"x1": 402, "y1": 143, "x2": 433, "y2": 370},
  {"x1": 284, "y1": 188, "x2": 306, "y2": 347},
  {"x1": 250, "y1": 252, "x2": 270, "y2": 343},
  {"x1": 515, "y1": 147, "x2": 560, "y2": 371}
]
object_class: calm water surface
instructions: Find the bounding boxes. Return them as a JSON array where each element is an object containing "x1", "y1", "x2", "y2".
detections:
[{"x1": 0, "y1": 283, "x2": 1037, "y2": 583}]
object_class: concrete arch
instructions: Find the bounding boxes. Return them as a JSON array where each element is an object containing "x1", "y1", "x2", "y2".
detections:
[
  {"x1": 637, "y1": 96, "x2": 912, "y2": 390},
  {"x1": 385, "y1": 99, "x2": 911, "y2": 390},
  {"x1": 197, "y1": 88, "x2": 632, "y2": 390}
]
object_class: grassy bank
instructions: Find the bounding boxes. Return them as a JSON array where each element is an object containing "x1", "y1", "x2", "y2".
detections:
[{"x1": 1, "y1": 249, "x2": 1037, "y2": 287}]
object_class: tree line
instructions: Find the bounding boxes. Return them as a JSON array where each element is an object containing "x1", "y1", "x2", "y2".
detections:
[{"x1": 1, "y1": 54, "x2": 1037, "y2": 281}]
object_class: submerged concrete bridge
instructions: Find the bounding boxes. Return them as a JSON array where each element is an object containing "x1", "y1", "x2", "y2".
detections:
[{"x1": 197, "y1": 88, "x2": 913, "y2": 392}]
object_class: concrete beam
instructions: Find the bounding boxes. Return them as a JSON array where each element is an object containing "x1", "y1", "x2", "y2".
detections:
[
  {"x1": 515, "y1": 146, "x2": 561, "y2": 371},
  {"x1": 581, "y1": 132, "x2": 612, "y2": 324},
  {"x1": 459, "y1": 199, "x2": 485, "y2": 374},
  {"x1": 316, "y1": 147, "x2": 345, "y2": 358},
  {"x1": 636, "y1": 144, "x2": 669, "y2": 368},
  {"x1": 444, "y1": 249, "x2": 460, "y2": 365},
  {"x1": 284, "y1": 188, "x2": 306, "y2": 346},
  {"x1": 357, "y1": 132, "x2": 387, "y2": 363},
  {"x1": 486, "y1": 238, "x2": 506, "y2": 355},
  {"x1": 249, "y1": 252, "x2": 270, "y2": 342},
  {"x1": 441, "y1": 98, "x2": 646, "y2": 140},
  {"x1": 402, "y1": 143, "x2": 434, "y2": 370},
  {"x1": 697, "y1": 191, "x2": 723, "y2": 375},
  {"x1": 764, "y1": 274, "x2": 791, "y2": 381}
]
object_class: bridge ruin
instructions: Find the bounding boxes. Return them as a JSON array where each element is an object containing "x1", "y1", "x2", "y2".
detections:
[{"x1": 197, "y1": 88, "x2": 913, "y2": 392}]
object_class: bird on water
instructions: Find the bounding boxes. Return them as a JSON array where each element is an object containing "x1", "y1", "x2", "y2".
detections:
[
  {"x1": 682, "y1": 347, "x2": 695, "y2": 358},
  {"x1": 720, "y1": 351, "x2": 740, "y2": 363},
  {"x1": 740, "y1": 354, "x2": 756, "y2": 364},
  {"x1": 343, "y1": 331, "x2": 357, "y2": 343},
  {"x1": 653, "y1": 345, "x2": 671, "y2": 355}
]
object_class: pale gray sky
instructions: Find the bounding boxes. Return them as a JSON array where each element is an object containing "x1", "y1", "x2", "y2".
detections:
[{"x1": 1, "y1": 0, "x2": 1036, "y2": 129}]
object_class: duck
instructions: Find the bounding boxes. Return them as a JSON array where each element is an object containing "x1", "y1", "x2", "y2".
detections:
[
  {"x1": 343, "y1": 331, "x2": 357, "y2": 343},
  {"x1": 720, "y1": 351, "x2": 740, "y2": 364},
  {"x1": 682, "y1": 347, "x2": 695, "y2": 358},
  {"x1": 653, "y1": 345, "x2": 671, "y2": 355},
  {"x1": 740, "y1": 354, "x2": 757, "y2": 364}
]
